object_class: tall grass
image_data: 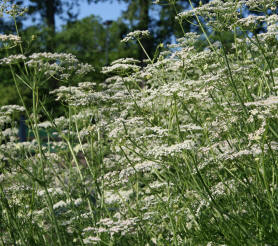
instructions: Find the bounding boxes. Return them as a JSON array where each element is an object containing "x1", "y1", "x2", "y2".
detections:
[{"x1": 1, "y1": 0, "x2": 278, "y2": 245}]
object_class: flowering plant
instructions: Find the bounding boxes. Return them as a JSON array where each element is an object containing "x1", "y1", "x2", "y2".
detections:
[{"x1": 1, "y1": 0, "x2": 278, "y2": 245}]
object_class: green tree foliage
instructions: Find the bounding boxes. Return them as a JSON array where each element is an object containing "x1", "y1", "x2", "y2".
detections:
[
  {"x1": 27, "y1": 0, "x2": 80, "y2": 51},
  {"x1": 55, "y1": 15, "x2": 137, "y2": 68},
  {"x1": 88, "y1": 0, "x2": 210, "y2": 60}
]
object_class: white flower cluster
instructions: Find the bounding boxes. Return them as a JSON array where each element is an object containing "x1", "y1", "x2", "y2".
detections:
[
  {"x1": 104, "y1": 189, "x2": 134, "y2": 204},
  {"x1": 177, "y1": 0, "x2": 242, "y2": 30},
  {"x1": 235, "y1": 15, "x2": 265, "y2": 30},
  {"x1": 0, "y1": 54, "x2": 26, "y2": 65},
  {"x1": 0, "y1": 105, "x2": 25, "y2": 115},
  {"x1": 52, "y1": 198, "x2": 83, "y2": 210},
  {"x1": 37, "y1": 121, "x2": 52, "y2": 128},
  {"x1": 121, "y1": 30, "x2": 150, "y2": 42},
  {"x1": 102, "y1": 63, "x2": 140, "y2": 74},
  {"x1": 0, "y1": 34, "x2": 21, "y2": 43},
  {"x1": 210, "y1": 179, "x2": 236, "y2": 197},
  {"x1": 83, "y1": 236, "x2": 101, "y2": 245},
  {"x1": 53, "y1": 200, "x2": 67, "y2": 210},
  {"x1": 0, "y1": 115, "x2": 11, "y2": 127},
  {"x1": 3, "y1": 2, "x2": 28, "y2": 17},
  {"x1": 37, "y1": 187, "x2": 64, "y2": 197},
  {"x1": 245, "y1": 0, "x2": 278, "y2": 11},
  {"x1": 82, "y1": 217, "x2": 138, "y2": 237},
  {"x1": 23, "y1": 52, "x2": 94, "y2": 80},
  {"x1": 245, "y1": 96, "x2": 278, "y2": 106},
  {"x1": 29, "y1": 52, "x2": 78, "y2": 62},
  {"x1": 50, "y1": 84, "x2": 109, "y2": 106},
  {"x1": 119, "y1": 161, "x2": 161, "y2": 180},
  {"x1": 147, "y1": 140, "x2": 195, "y2": 158},
  {"x1": 1, "y1": 127, "x2": 18, "y2": 138},
  {"x1": 111, "y1": 58, "x2": 140, "y2": 65}
]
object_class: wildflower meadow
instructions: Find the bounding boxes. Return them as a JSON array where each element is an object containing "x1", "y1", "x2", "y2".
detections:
[{"x1": 1, "y1": 0, "x2": 278, "y2": 245}]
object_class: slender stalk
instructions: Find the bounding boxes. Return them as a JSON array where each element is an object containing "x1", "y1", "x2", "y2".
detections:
[
  {"x1": 12, "y1": 16, "x2": 29, "y2": 76},
  {"x1": 137, "y1": 39, "x2": 153, "y2": 64}
]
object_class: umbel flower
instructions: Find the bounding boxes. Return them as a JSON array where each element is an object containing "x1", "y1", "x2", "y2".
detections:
[
  {"x1": 0, "y1": 52, "x2": 94, "y2": 81},
  {"x1": 0, "y1": 34, "x2": 22, "y2": 49},
  {"x1": 121, "y1": 30, "x2": 150, "y2": 42},
  {"x1": 0, "y1": 0, "x2": 28, "y2": 18}
]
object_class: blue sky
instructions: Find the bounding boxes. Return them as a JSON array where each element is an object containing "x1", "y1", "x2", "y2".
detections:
[
  {"x1": 76, "y1": 1, "x2": 128, "y2": 21},
  {"x1": 21, "y1": 0, "x2": 128, "y2": 29}
]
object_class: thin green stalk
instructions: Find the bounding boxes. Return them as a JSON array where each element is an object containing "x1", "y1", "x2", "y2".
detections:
[
  {"x1": 187, "y1": 0, "x2": 217, "y2": 54},
  {"x1": 258, "y1": 135, "x2": 278, "y2": 230},
  {"x1": 187, "y1": 151, "x2": 251, "y2": 242},
  {"x1": 173, "y1": 95, "x2": 183, "y2": 141},
  {"x1": 254, "y1": 33, "x2": 276, "y2": 93},
  {"x1": 43, "y1": 187, "x2": 64, "y2": 246},
  {"x1": 12, "y1": 16, "x2": 29, "y2": 76},
  {"x1": 137, "y1": 39, "x2": 153, "y2": 64},
  {"x1": 64, "y1": 137, "x2": 94, "y2": 216},
  {"x1": 218, "y1": 33, "x2": 248, "y2": 116},
  {"x1": 169, "y1": 0, "x2": 186, "y2": 37}
]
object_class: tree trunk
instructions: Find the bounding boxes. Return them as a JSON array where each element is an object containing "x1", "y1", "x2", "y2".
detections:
[{"x1": 45, "y1": 0, "x2": 56, "y2": 51}]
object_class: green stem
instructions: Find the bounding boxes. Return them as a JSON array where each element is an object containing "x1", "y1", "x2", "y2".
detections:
[
  {"x1": 218, "y1": 33, "x2": 248, "y2": 116},
  {"x1": 12, "y1": 16, "x2": 29, "y2": 76},
  {"x1": 137, "y1": 39, "x2": 152, "y2": 64}
]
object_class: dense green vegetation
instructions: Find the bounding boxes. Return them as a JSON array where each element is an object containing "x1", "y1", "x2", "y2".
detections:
[{"x1": 2, "y1": 0, "x2": 278, "y2": 245}]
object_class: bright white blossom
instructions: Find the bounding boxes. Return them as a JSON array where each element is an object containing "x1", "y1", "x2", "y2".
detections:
[{"x1": 121, "y1": 30, "x2": 150, "y2": 42}]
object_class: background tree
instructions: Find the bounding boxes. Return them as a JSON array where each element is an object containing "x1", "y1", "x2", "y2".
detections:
[
  {"x1": 27, "y1": 0, "x2": 80, "y2": 51},
  {"x1": 88, "y1": 0, "x2": 210, "y2": 61},
  {"x1": 55, "y1": 15, "x2": 138, "y2": 83}
]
